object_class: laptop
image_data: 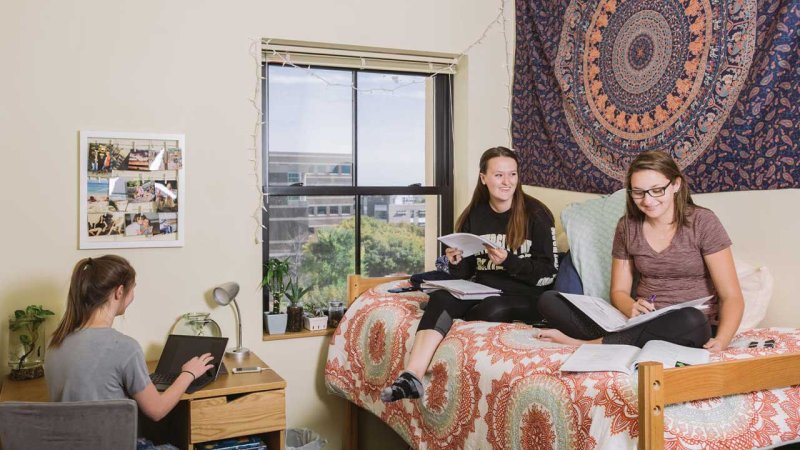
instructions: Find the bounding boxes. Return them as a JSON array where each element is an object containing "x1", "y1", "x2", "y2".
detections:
[{"x1": 149, "y1": 334, "x2": 228, "y2": 394}]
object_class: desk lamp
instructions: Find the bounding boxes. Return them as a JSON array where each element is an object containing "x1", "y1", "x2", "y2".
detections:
[{"x1": 212, "y1": 282, "x2": 249, "y2": 359}]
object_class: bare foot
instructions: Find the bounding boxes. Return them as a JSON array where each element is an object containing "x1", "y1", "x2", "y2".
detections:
[{"x1": 536, "y1": 329, "x2": 587, "y2": 346}]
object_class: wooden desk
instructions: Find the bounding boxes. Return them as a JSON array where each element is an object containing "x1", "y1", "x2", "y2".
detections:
[{"x1": 0, "y1": 352, "x2": 286, "y2": 450}]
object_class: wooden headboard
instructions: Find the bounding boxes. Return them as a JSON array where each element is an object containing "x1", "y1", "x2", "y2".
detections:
[{"x1": 346, "y1": 274, "x2": 409, "y2": 307}]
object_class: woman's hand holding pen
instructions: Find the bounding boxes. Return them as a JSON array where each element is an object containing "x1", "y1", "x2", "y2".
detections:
[
  {"x1": 629, "y1": 294, "x2": 656, "y2": 318},
  {"x1": 445, "y1": 247, "x2": 463, "y2": 265}
]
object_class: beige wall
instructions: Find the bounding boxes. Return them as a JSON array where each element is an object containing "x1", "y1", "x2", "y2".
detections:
[
  {"x1": 0, "y1": 0, "x2": 514, "y2": 448},
  {"x1": 1, "y1": 1, "x2": 796, "y2": 449}
]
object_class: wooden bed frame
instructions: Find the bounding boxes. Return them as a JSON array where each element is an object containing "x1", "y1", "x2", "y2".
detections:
[{"x1": 343, "y1": 275, "x2": 800, "y2": 450}]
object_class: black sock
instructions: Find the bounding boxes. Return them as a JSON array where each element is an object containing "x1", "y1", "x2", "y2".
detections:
[{"x1": 381, "y1": 371, "x2": 424, "y2": 402}]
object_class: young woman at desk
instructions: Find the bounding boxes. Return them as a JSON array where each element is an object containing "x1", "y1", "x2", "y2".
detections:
[
  {"x1": 538, "y1": 151, "x2": 744, "y2": 350},
  {"x1": 382, "y1": 146, "x2": 558, "y2": 402},
  {"x1": 46, "y1": 255, "x2": 214, "y2": 421}
]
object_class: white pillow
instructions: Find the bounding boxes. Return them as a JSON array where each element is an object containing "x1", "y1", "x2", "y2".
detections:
[
  {"x1": 735, "y1": 259, "x2": 773, "y2": 333},
  {"x1": 560, "y1": 189, "x2": 627, "y2": 301}
]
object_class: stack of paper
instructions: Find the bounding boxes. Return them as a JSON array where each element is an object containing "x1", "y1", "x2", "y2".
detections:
[{"x1": 420, "y1": 279, "x2": 502, "y2": 300}]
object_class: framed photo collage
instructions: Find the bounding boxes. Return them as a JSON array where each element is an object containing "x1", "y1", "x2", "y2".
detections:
[{"x1": 79, "y1": 131, "x2": 185, "y2": 249}]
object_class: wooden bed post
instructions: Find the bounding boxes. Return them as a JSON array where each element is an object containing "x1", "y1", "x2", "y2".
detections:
[
  {"x1": 344, "y1": 400, "x2": 359, "y2": 450},
  {"x1": 638, "y1": 361, "x2": 665, "y2": 450},
  {"x1": 342, "y1": 275, "x2": 407, "y2": 449}
]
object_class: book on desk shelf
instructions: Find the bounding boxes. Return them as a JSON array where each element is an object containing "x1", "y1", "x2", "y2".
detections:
[
  {"x1": 437, "y1": 232, "x2": 500, "y2": 257},
  {"x1": 420, "y1": 279, "x2": 502, "y2": 300},
  {"x1": 560, "y1": 340, "x2": 710, "y2": 374},
  {"x1": 195, "y1": 435, "x2": 266, "y2": 450},
  {"x1": 558, "y1": 293, "x2": 712, "y2": 332}
]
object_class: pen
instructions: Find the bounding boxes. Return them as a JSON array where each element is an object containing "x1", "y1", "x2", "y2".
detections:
[{"x1": 647, "y1": 294, "x2": 657, "y2": 311}]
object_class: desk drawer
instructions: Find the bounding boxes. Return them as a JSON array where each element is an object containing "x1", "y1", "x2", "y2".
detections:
[{"x1": 190, "y1": 389, "x2": 285, "y2": 443}]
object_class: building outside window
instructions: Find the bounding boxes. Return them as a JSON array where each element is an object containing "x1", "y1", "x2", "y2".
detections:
[{"x1": 262, "y1": 40, "x2": 454, "y2": 314}]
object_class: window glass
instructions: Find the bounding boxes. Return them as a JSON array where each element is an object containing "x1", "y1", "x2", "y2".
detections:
[
  {"x1": 360, "y1": 195, "x2": 438, "y2": 276},
  {"x1": 268, "y1": 65, "x2": 353, "y2": 187},
  {"x1": 269, "y1": 196, "x2": 356, "y2": 308},
  {"x1": 264, "y1": 61, "x2": 452, "y2": 321},
  {"x1": 357, "y1": 73, "x2": 428, "y2": 186}
]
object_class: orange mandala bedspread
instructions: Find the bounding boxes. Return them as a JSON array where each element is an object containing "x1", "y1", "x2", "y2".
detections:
[{"x1": 325, "y1": 281, "x2": 800, "y2": 449}]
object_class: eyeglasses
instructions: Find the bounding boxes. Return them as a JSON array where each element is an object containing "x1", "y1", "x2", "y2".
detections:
[{"x1": 628, "y1": 180, "x2": 672, "y2": 199}]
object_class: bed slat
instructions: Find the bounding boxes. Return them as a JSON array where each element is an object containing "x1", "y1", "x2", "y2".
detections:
[
  {"x1": 638, "y1": 352, "x2": 800, "y2": 449},
  {"x1": 662, "y1": 352, "x2": 800, "y2": 404}
]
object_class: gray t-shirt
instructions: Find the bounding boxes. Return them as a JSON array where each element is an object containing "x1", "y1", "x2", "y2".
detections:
[
  {"x1": 612, "y1": 206, "x2": 732, "y2": 324},
  {"x1": 45, "y1": 328, "x2": 151, "y2": 402}
]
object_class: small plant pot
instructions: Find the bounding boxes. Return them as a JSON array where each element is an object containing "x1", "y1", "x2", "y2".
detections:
[
  {"x1": 264, "y1": 312, "x2": 287, "y2": 335},
  {"x1": 303, "y1": 316, "x2": 328, "y2": 331},
  {"x1": 286, "y1": 304, "x2": 304, "y2": 332}
]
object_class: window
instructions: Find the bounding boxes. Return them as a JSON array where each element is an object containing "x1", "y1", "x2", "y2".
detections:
[{"x1": 263, "y1": 40, "x2": 454, "y2": 317}]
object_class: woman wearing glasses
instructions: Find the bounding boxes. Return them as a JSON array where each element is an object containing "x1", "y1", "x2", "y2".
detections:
[{"x1": 537, "y1": 151, "x2": 744, "y2": 350}]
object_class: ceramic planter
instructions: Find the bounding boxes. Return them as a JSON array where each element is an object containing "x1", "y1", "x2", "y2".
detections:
[{"x1": 264, "y1": 312, "x2": 287, "y2": 335}]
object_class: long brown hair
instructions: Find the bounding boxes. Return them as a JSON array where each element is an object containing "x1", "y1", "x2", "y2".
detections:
[
  {"x1": 624, "y1": 151, "x2": 695, "y2": 228},
  {"x1": 50, "y1": 255, "x2": 136, "y2": 348},
  {"x1": 455, "y1": 146, "x2": 539, "y2": 250}
]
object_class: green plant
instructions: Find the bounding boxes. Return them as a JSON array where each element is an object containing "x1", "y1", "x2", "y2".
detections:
[
  {"x1": 262, "y1": 257, "x2": 290, "y2": 314},
  {"x1": 9, "y1": 305, "x2": 54, "y2": 371},
  {"x1": 285, "y1": 277, "x2": 312, "y2": 306}
]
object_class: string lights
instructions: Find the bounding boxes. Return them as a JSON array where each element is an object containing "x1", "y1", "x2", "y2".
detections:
[{"x1": 250, "y1": 0, "x2": 515, "y2": 243}]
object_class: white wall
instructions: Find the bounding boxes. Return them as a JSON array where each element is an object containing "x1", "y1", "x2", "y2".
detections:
[{"x1": 0, "y1": 0, "x2": 514, "y2": 448}]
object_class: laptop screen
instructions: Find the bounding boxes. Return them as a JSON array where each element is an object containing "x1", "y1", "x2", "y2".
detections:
[{"x1": 154, "y1": 334, "x2": 228, "y2": 376}]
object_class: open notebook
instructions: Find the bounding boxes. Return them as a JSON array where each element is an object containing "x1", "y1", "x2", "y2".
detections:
[
  {"x1": 437, "y1": 233, "x2": 500, "y2": 257},
  {"x1": 559, "y1": 340, "x2": 710, "y2": 374},
  {"x1": 558, "y1": 293, "x2": 712, "y2": 332}
]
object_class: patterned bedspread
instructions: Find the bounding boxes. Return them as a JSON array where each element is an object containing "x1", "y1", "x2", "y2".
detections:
[{"x1": 324, "y1": 281, "x2": 800, "y2": 450}]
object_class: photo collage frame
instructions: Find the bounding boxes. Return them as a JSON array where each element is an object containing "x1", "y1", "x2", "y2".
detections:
[{"x1": 79, "y1": 131, "x2": 185, "y2": 249}]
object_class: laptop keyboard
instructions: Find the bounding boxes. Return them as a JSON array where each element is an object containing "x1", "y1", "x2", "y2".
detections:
[{"x1": 149, "y1": 372, "x2": 209, "y2": 389}]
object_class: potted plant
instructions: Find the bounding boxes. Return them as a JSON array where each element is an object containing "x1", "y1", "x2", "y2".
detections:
[
  {"x1": 261, "y1": 258, "x2": 290, "y2": 334},
  {"x1": 297, "y1": 296, "x2": 327, "y2": 331},
  {"x1": 285, "y1": 276, "x2": 312, "y2": 332},
  {"x1": 8, "y1": 305, "x2": 54, "y2": 380}
]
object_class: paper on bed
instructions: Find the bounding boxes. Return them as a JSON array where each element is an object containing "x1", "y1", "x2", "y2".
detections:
[
  {"x1": 438, "y1": 233, "x2": 500, "y2": 257},
  {"x1": 559, "y1": 293, "x2": 712, "y2": 332},
  {"x1": 560, "y1": 340, "x2": 710, "y2": 374},
  {"x1": 420, "y1": 279, "x2": 501, "y2": 300}
]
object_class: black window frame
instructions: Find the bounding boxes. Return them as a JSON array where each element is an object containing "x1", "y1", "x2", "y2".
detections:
[{"x1": 261, "y1": 62, "x2": 454, "y2": 317}]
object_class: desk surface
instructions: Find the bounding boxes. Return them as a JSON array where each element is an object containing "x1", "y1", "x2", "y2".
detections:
[{"x1": 0, "y1": 352, "x2": 285, "y2": 402}]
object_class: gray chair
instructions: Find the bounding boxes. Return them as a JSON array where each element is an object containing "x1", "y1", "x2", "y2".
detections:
[{"x1": 0, "y1": 399, "x2": 137, "y2": 450}]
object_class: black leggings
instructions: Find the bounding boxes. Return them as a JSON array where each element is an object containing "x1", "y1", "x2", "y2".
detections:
[
  {"x1": 537, "y1": 290, "x2": 712, "y2": 348},
  {"x1": 418, "y1": 290, "x2": 543, "y2": 337}
]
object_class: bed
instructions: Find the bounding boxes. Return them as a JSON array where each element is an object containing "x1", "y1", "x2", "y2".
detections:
[{"x1": 324, "y1": 275, "x2": 800, "y2": 450}]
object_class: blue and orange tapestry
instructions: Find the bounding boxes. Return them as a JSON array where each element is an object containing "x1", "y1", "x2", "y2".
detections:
[{"x1": 513, "y1": 0, "x2": 799, "y2": 193}]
